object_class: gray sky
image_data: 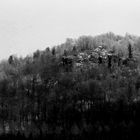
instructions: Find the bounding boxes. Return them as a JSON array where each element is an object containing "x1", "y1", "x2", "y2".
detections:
[{"x1": 0, "y1": 0, "x2": 140, "y2": 60}]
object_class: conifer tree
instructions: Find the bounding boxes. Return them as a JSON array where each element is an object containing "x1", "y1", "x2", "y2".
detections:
[{"x1": 128, "y1": 43, "x2": 133, "y2": 58}]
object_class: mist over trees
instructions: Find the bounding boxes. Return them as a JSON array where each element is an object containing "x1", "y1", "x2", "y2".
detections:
[{"x1": 0, "y1": 32, "x2": 140, "y2": 139}]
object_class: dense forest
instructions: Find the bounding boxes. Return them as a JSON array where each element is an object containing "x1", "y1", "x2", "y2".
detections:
[{"x1": 1, "y1": 32, "x2": 140, "y2": 139}]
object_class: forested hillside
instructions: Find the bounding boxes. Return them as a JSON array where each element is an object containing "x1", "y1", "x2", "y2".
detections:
[{"x1": 1, "y1": 32, "x2": 140, "y2": 139}]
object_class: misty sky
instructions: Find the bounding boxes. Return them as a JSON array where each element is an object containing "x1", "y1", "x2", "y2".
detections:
[{"x1": 0, "y1": 0, "x2": 140, "y2": 60}]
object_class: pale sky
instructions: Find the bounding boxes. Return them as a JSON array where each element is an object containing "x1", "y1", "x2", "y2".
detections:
[{"x1": 0, "y1": 0, "x2": 140, "y2": 60}]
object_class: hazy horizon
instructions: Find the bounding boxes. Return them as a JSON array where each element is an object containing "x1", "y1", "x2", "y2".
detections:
[{"x1": 0, "y1": 0, "x2": 140, "y2": 60}]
